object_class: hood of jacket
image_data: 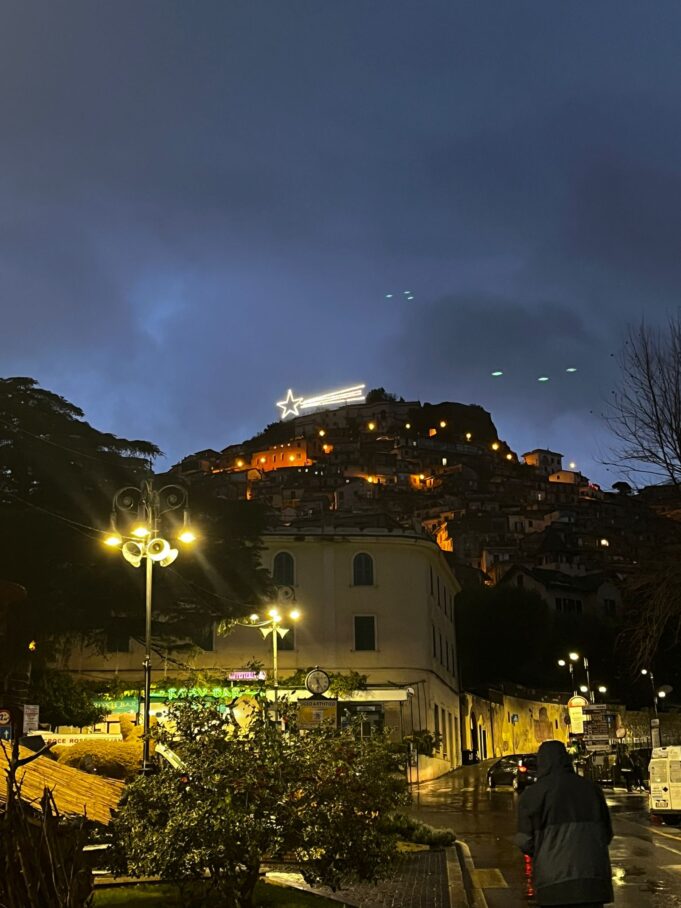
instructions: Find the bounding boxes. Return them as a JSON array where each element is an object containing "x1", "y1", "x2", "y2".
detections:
[{"x1": 537, "y1": 740, "x2": 574, "y2": 779}]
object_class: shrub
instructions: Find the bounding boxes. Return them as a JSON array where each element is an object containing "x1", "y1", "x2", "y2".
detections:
[
  {"x1": 58, "y1": 741, "x2": 143, "y2": 780},
  {"x1": 381, "y1": 812, "x2": 456, "y2": 847},
  {"x1": 404, "y1": 729, "x2": 442, "y2": 757},
  {"x1": 111, "y1": 697, "x2": 410, "y2": 907}
]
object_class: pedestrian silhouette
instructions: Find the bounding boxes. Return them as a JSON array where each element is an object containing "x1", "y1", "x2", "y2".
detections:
[{"x1": 515, "y1": 740, "x2": 613, "y2": 907}]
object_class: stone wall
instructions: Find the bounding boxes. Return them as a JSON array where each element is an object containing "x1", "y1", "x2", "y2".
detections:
[{"x1": 462, "y1": 689, "x2": 569, "y2": 759}]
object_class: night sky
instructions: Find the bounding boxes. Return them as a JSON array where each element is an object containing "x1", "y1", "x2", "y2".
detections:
[{"x1": 2, "y1": 2, "x2": 680, "y2": 485}]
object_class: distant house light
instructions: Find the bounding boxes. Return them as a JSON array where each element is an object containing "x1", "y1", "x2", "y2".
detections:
[
  {"x1": 405, "y1": 422, "x2": 411, "y2": 429},
  {"x1": 506, "y1": 453, "x2": 513, "y2": 461},
  {"x1": 368, "y1": 422, "x2": 376, "y2": 431},
  {"x1": 465, "y1": 432, "x2": 472, "y2": 441},
  {"x1": 439, "y1": 420, "x2": 447, "y2": 428},
  {"x1": 600, "y1": 538, "x2": 610, "y2": 547},
  {"x1": 428, "y1": 428, "x2": 437, "y2": 437},
  {"x1": 236, "y1": 459, "x2": 244, "y2": 468},
  {"x1": 319, "y1": 429, "x2": 326, "y2": 437},
  {"x1": 491, "y1": 442, "x2": 500, "y2": 451}
]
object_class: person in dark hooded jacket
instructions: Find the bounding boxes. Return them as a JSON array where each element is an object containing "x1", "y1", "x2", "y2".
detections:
[{"x1": 515, "y1": 740, "x2": 613, "y2": 907}]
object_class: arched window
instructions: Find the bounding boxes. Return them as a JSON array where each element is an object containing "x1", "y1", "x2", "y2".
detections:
[
  {"x1": 353, "y1": 552, "x2": 374, "y2": 586},
  {"x1": 272, "y1": 551, "x2": 295, "y2": 586}
]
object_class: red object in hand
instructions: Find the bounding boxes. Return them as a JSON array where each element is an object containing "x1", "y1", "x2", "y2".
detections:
[{"x1": 523, "y1": 854, "x2": 535, "y2": 898}]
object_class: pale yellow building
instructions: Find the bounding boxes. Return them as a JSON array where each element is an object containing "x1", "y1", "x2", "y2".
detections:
[{"x1": 225, "y1": 526, "x2": 462, "y2": 773}]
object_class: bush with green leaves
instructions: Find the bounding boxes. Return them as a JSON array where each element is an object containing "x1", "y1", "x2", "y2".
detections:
[
  {"x1": 381, "y1": 812, "x2": 456, "y2": 847},
  {"x1": 111, "y1": 697, "x2": 409, "y2": 908}
]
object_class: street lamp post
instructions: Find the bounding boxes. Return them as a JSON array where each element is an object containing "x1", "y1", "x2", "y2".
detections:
[
  {"x1": 559, "y1": 651, "x2": 594, "y2": 703},
  {"x1": 641, "y1": 669, "x2": 658, "y2": 716},
  {"x1": 557, "y1": 657, "x2": 577, "y2": 697},
  {"x1": 236, "y1": 606, "x2": 301, "y2": 722},
  {"x1": 583, "y1": 656, "x2": 594, "y2": 704},
  {"x1": 105, "y1": 480, "x2": 193, "y2": 773}
]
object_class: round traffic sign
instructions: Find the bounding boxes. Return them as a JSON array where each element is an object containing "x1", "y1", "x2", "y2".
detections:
[{"x1": 0, "y1": 709, "x2": 11, "y2": 726}]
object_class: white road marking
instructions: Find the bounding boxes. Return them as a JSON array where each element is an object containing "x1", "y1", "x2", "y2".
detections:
[{"x1": 654, "y1": 842, "x2": 681, "y2": 857}]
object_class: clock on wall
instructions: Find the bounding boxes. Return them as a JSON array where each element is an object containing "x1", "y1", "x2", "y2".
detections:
[{"x1": 305, "y1": 668, "x2": 330, "y2": 695}]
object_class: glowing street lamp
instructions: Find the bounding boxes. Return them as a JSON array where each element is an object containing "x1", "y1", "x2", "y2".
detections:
[
  {"x1": 558, "y1": 651, "x2": 594, "y2": 701},
  {"x1": 236, "y1": 605, "x2": 302, "y2": 721},
  {"x1": 557, "y1": 658, "x2": 577, "y2": 697},
  {"x1": 641, "y1": 668, "x2": 659, "y2": 715},
  {"x1": 104, "y1": 480, "x2": 194, "y2": 773}
]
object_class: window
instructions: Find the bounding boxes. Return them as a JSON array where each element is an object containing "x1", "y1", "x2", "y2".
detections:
[
  {"x1": 278, "y1": 626, "x2": 295, "y2": 651},
  {"x1": 555, "y1": 597, "x2": 583, "y2": 615},
  {"x1": 432, "y1": 624, "x2": 437, "y2": 657},
  {"x1": 603, "y1": 598, "x2": 617, "y2": 618},
  {"x1": 434, "y1": 704, "x2": 440, "y2": 737},
  {"x1": 273, "y1": 551, "x2": 295, "y2": 586},
  {"x1": 442, "y1": 709, "x2": 449, "y2": 757},
  {"x1": 429, "y1": 566, "x2": 434, "y2": 595},
  {"x1": 437, "y1": 576, "x2": 441, "y2": 607},
  {"x1": 354, "y1": 616, "x2": 376, "y2": 651},
  {"x1": 439, "y1": 631, "x2": 443, "y2": 664},
  {"x1": 353, "y1": 553, "x2": 374, "y2": 586}
]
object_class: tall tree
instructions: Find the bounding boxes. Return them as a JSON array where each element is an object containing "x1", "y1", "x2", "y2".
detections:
[
  {"x1": 607, "y1": 315, "x2": 681, "y2": 490},
  {"x1": 0, "y1": 378, "x2": 269, "y2": 687},
  {"x1": 606, "y1": 323, "x2": 681, "y2": 681}
]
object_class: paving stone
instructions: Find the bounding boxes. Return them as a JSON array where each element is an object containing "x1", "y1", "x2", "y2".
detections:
[{"x1": 265, "y1": 850, "x2": 452, "y2": 908}]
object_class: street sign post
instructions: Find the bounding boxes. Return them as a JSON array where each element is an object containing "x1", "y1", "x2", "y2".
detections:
[
  {"x1": 583, "y1": 704, "x2": 611, "y2": 750},
  {"x1": 567, "y1": 695, "x2": 589, "y2": 735},
  {"x1": 297, "y1": 698, "x2": 338, "y2": 729},
  {"x1": 0, "y1": 707, "x2": 13, "y2": 742},
  {"x1": 23, "y1": 704, "x2": 40, "y2": 735}
]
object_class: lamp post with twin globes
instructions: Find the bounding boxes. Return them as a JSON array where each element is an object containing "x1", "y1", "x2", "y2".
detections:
[
  {"x1": 234, "y1": 606, "x2": 301, "y2": 722},
  {"x1": 104, "y1": 481, "x2": 195, "y2": 774}
]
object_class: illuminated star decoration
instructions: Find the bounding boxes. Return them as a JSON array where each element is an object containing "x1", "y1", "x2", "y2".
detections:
[
  {"x1": 277, "y1": 388, "x2": 304, "y2": 419},
  {"x1": 276, "y1": 384, "x2": 366, "y2": 419}
]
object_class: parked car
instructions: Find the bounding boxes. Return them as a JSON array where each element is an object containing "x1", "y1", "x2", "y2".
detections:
[{"x1": 487, "y1": 754, "x2": 538, "y2": 792}]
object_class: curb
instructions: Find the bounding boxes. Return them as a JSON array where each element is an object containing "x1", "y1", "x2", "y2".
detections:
[
  {"x1": 454, "y1": 840, "x2": 489, "y2": 908},
  {"x1": 445, "y1": 846, "x2": 468, "y2": 908}
]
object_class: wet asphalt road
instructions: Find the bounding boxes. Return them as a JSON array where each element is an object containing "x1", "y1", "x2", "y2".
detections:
[{"x1": 409, "y1": 761, "x2": 681, "y2": 907}]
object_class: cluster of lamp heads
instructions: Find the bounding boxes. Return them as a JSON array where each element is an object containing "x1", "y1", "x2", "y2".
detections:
[
  {"x1": 103, "y1": 524, "x2": 196, "y2": 568},
  {"x1": 248, "y1": 607, "x2": 301, "y2": 624},
  {"x1": 557, "y1": 653, "x2": 607, "y2": 694}
]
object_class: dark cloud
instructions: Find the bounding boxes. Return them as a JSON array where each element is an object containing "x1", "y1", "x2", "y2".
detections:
[{"x1": 1, "y1": 1, "x2": 680, "y2": 483}]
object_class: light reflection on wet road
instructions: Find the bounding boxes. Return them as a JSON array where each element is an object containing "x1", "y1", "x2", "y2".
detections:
[{"x1": 409, "y1": 761, "x2": 681, "y2": 907}]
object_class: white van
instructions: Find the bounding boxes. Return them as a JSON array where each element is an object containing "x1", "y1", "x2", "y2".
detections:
[{"x1": 649, "y1": 746, "x2": 681, "y2": 822}]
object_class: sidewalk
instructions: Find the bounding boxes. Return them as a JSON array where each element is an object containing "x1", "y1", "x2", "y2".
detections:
[{"x1": 264, "y1": 845, "x2": 469, "y2": 908}]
